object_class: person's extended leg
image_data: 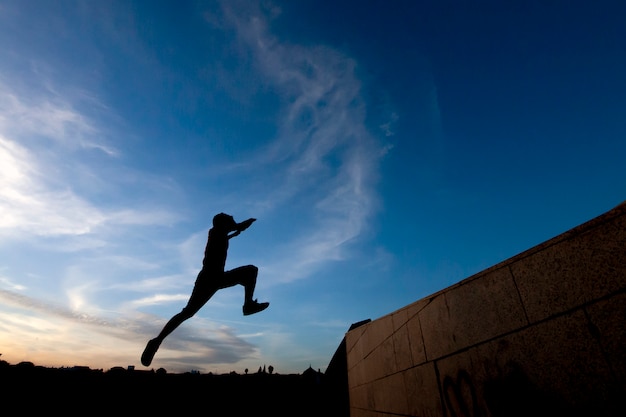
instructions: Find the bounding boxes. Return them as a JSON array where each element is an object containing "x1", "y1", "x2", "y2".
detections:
[
  {"x1": 222, "y1": 265, "x2": 269, "y2": 316},
  {"x1": 153, "y1": 300, "x2": 207, "y2": 343},
  {"x1": 141, "y1": 274, "x2": 217, "y2": 366}
]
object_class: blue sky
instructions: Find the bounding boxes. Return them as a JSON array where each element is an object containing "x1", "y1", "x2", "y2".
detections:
[{"x1": 0, "y1": 0, "x2": 624, "y2": 374}]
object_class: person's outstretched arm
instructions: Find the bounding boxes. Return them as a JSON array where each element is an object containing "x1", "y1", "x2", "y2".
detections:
[{"x1": 228, "y1": 218, "x2": 256, "y2": 239}]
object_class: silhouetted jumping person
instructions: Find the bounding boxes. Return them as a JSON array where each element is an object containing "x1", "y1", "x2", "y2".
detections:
[{"x1": 141, "y1": 213, "x2": 269, "y2": 367}]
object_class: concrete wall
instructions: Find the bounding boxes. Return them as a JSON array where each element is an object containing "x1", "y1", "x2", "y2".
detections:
[{"x1": 346, "y1": 202, "x2": 626, "y2": 417}]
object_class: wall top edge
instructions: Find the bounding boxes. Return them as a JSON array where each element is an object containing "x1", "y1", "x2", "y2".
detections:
[{"x1": 349, "y1": 201, "x2": 626, "y2": 331}]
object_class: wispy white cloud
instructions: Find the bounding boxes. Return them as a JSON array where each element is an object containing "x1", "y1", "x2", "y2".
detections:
[
  {"x1": 0, "y1": 77, "x2": 117, "y2": 155},
  {"x1": 111, "y1": 274, "x2": 189, "y2": 294},
  {"x1": 0, "y1": 77, "x2": 180, "y2": 241},
  {"x1": 0, "y1": 275, "x2": 27, "y2": 291},
  {"x1": 0, "y1": 135, "x2": 107, "y2": 237},
  {"x1": 127, "y1": 293, "x2": 190, "y2": 308},
  {"x1": 380, "y1": 112, "x2": 399, "y2": 137},
  {"x1": 218, "y1": 2, "x2": 384, "y2": 283},
  {"x1": 0, "y1": 133, "x2": 179, "y2": 240},
  {"x1": 0, "y1": 288, "x2": 112, "y2": 327}
]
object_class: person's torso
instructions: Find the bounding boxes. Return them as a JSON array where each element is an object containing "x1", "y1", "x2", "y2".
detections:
[{"x1": 202, "y1": 229, "x2": 228, "y2": 272}]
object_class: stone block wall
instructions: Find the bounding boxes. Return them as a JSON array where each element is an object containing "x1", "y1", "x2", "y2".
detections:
[{"x1": 346, "y1": 202, "x2": 625, "y2": 417}]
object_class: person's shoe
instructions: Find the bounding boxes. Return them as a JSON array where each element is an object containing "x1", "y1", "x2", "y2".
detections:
[
  {"x1": 141, "y1": 338, "x2": 161, "y2": 367},
  {"x1": 243, "y1": 299, "x2": 270, "y2": 316}
]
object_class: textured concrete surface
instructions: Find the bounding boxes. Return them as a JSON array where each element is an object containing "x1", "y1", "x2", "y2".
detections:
[{"x1": 346, "y1": 202, "x2": 626, "y2": 417}]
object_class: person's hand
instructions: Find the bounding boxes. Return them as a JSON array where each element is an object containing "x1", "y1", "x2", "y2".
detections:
[{"x1": 238, "y1": 218, "x2": 256, "y2": 232}]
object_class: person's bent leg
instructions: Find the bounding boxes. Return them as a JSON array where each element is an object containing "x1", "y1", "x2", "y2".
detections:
[
  {"x1": 224, "y1": 265, "x2": 258, "y2": 303},
  {"x1": 241, "y1": 265, "x2": 258, "y2": 304},
  {"x1": 224, "y1": 265, "x2": 269, "y2": 316}
]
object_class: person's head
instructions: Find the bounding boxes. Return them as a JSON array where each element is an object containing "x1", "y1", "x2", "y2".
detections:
[{"x1": 212, "y1": 212, "x2": 237, "y2": 231}]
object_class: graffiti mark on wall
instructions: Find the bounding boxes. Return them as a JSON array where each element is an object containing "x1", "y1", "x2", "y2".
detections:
[
  {"x1": 441, "y1": 362, "x2": 577, "y2": 417},
  {"x1": 442, "y1": 369, "x2": 479, "y2": 417}
]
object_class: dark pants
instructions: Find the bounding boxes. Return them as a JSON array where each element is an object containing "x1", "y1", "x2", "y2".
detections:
[
  {"x1": 184, "y1": 264, "x2": 258, "y2": 316},
  {"x1": 155, "y1": 264, "x2": 258, "y2": 342}
]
